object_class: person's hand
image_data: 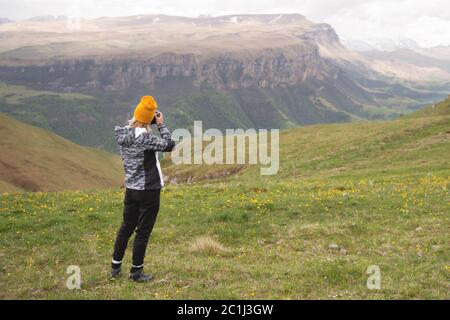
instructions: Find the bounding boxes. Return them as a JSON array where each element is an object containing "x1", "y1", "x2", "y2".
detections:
[{"x1": 155, "y1": 111, "x2": 164, "y2": 125}]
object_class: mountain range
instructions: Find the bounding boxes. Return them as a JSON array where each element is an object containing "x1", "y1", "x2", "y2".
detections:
[
  {"x1": 0, "y1": 14, "x2": 448, "y2": 152},
  {"x1": 343, "y1": 38, "x2": 450, "y2": 83}
]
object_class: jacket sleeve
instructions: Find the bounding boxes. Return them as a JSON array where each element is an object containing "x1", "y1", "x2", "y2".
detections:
[{"x1": 141, "y1": 124, "x2": 176, "y2": 152}]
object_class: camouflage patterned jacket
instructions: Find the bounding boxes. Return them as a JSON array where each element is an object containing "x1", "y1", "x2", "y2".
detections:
[{"x1": 114, "y1": 124, "x2": 176, "y2": 190}]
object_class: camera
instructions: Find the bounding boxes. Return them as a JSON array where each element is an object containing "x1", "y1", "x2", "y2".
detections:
[{"x1": 151, "y1": 111, "x2": 161, "y2": 124}]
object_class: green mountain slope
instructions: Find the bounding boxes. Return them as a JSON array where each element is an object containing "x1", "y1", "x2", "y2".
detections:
[
  {"x1": 405, "y1": 95, "x2": 450, "y2": 118},
  {"x1": 0, "y1": 82, "x2": 131, "y2": 152},
  {"x1": 0, "y1": 112, "x2": 123, "y2": 192},
  {"x1": 162, "y1": 97, "x2": 450, "y2": 184},
  {"x1": 1, "y1": 80, "x2": 445, "y2": 155},
  {"x1": 1, "y1": 100, "x2": 449, "y2": 299}
]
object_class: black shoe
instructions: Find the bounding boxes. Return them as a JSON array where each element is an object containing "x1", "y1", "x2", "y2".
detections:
[
  {"x1": 111, "y1": 267, "x2": 121, "y2": 278},
  {"x1": 129, "y1": 269, "x2": 153, "y2": 282}
]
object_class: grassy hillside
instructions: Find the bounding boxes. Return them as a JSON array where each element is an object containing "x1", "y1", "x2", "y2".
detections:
[
  {"x1": 1, "y1": 81, "x2": 445, "y2": 156},
  {"x1": 405, "y1": 95, "x2": 450, "y2": 118},
  {"x1": 0, "y1": 104, "x2": 448, "y2": 299},
  {"x1": 0, "y1": 82, "x2": 132, "y2": 152},
  {"x1": 162, "y1": 101, "x2": 450, "y2": 184},
  {"x1": 0, "y1": 112, "x2": 123, "y2": 192}
]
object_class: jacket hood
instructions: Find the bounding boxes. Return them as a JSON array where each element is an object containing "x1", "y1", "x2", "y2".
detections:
[{"x1": 115, "y1": 126, "x2": 136, "y2": 147}]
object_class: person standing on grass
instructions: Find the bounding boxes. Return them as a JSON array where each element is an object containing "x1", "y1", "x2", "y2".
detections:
[{"x1": 111, "y1": 96, "x2": 175, "y2": 282}]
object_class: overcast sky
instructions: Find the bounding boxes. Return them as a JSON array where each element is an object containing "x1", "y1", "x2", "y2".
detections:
[{"x1": 1, "y1": 0, "x2": 449, "y2": 47}]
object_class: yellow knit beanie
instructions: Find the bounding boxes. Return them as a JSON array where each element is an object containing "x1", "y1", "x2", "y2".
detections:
[{"x1": 134, "y1": 96, "x2": 158, "y2": 124}]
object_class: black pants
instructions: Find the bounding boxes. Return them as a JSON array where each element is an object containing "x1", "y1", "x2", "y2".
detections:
[{"x1": 112, "y1": 188, "x2": 160, "y2": 268}]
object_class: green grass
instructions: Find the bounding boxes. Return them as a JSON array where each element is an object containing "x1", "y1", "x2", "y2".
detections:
[
  {"x1": 0, "y1": 103, "x2": 449, "y2": 299},
  {"x1": 0, "y1": 175, "x2": 448, "y2": 299}
]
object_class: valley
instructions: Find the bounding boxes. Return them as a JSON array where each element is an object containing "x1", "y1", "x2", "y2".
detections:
[
  {"x1": 0, "y1": 14, "x2": 447, "y2": 153},
  {"x1": 0, "y1": 98, "x2": 448, "y2": 298}
]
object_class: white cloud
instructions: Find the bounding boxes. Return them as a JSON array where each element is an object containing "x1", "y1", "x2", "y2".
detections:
[
  {"x1": 325, "y1": 0, "x2": 450, "y2": 47},
  {"x1": 1, "y1": 0, "x2": 449, "y2": 47}
]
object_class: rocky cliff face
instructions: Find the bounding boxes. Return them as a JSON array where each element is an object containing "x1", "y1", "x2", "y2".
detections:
[
  {"x1": 0, "y1": 43, "x2": 335, "y2": 93},
  {"x1": 299, "y1": 23, "x2": 340, "y2": 44},
  {"x1": 0, "y1": 14, "x2": 345, "y2": 93}
]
